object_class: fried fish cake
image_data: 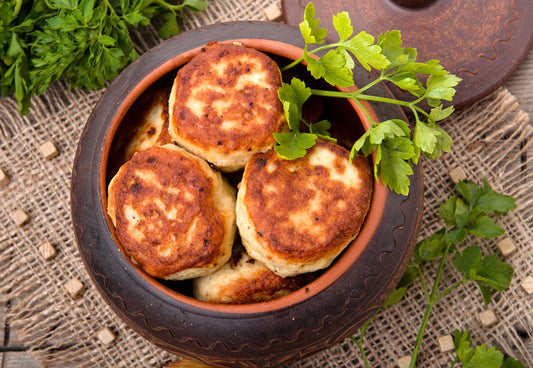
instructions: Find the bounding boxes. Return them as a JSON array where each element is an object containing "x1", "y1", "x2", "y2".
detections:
[
  {"x1": 236, "y1": 139, "x2": 373, "y2": 277},
  {"x1": 107, "y1": 144, "x2": 236, "y2": 280},
  {"x1": 113, "y1": 85, "x2": 172, "y2": 165},
  {"x1": 168, "y1": 42, "x2": 286, "y2": 172},
  {"x1": 192, "y1": 246, "x2": 309, "y2": 304}
]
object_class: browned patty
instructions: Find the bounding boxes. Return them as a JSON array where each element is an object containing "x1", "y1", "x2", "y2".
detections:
[
  {"x1": 107, "y1": 144, "x2": 236, "y2": 280},
  {"x1": 192, "y1": 247, "x2": 309, "y2": 304},
  {"x1": 236, "y1": 139, "x2": 373, "y2": 277},
  {"x1": 115, "y1": 86, "x2": 172, "y2": 164},
  {"x1": 168, "y1": 41, "x2": 286, "y2": 171}
]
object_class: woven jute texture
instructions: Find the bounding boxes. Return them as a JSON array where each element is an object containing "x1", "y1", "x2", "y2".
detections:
[{"x1": 1, "y1": 1, "x2": 532, "y2": 367}]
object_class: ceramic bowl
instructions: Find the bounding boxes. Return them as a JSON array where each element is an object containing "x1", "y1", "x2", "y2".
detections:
[{"x1": 71, "y1": 21, "x2": 423, "y2": 367}]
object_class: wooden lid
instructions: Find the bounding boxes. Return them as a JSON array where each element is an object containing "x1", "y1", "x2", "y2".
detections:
[{"x1": 282, "y1": 0, "x2": 533, "y2": 108}]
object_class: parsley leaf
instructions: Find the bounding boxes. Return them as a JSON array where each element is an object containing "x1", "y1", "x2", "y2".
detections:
[
  {"x1": 501, "y1": 358, "x2": 528, "y2": 368},
  {"x1": 281, "y1": 2, "x2": 461, "y2": 195},
  {"x1": 375, "y1": 137, "x2": 414, "y2": 195},
  {"x1": 377, "y1": 30, "x2": 416, "y2": 69},
  {"x1": 452, "y1": 246, "x2": 514, "y2": 304},
  {"x1": 299, "y1": 2, "x2": 327, "y2": 45},
  {"x1": 454, "y1": 330, "x2": 504, "y2": 368},
  {"x1": 305, "y1": 49, "x2": 355, "y2": 87},
  {"x1": 275, "y1": 78, "x2": 334, "y2": 159},
  {"x1": 1, "y1": 0, "x2": 208, "y2": 114},
  {"x1": 273, "y1": 131, "x2": 317, "y2": 160},
  {"x1": 357, "y1": 178, "x2": 521, "y2": 366},
  {"x1": 414, "y1": 229, "x2": 447, "y2": 262}
]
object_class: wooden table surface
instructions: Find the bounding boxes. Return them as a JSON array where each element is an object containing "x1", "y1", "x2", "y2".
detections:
[{"x1": 1, "y1": 29, "x2": 531, "y2": 368}]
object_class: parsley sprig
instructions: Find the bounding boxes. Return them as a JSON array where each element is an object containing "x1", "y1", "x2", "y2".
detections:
[
  {"x1": 277, "y1": 2, "x2": 461, "y2": 195},
  {"x1": 351, "y1": 179, "x2": 524, "y2": 368},
  {"x1": 1, "y1": 0, "x2": 207, "y2": 115}
]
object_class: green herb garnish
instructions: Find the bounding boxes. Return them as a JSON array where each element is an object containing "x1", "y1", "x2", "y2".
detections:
[
  {"x1": 1, "y1": 0, "x2": 208, "y2": 115},
  {"x1": 351, "y1": 179, "x2": 524, "y2": 368},
  {"x1": 278, "y1": 2, "x2": 461, "y2": 195}
]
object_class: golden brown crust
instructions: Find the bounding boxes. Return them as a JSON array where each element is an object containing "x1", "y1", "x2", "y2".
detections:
[
  {"x1": 107, "y1": 144, "x2": 235, "y2": 279},
  {"x1": 168, "y1": 42, "x2": 286, "y2": 171},
  {"x1": 237, "y1": 139, "x2": 373, "y2": 276}
]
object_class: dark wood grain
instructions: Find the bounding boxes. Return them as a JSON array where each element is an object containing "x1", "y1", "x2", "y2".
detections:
[{"x1": 282, "y1": 0, "x2": 533, "y2": 108}]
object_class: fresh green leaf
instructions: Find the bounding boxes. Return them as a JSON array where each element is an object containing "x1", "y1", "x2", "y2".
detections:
[
  {"x1": 353, "y1": 119, "x2": 410, "y2": 157},
  {"x1": 377, "y1": 30, "x2": 416, "y2": 69},
  {"x1": 375, "y1": 136, "x2": 414, "y2": 195},
  {"x1": 397, "y1": 264, "x2": 418, "y2": 288},
  {"x1": 50, "y1": 0, "x2": 78, "y2": 10},
  {"x1": 414, "y1": 228, "x2": 447, "y2": 261},
  {"x1": 466, "y1": 216, "x2": 505, "y2": 239},
  {"x1": 476, "y1": 179, "x2": 517, "y2": 215},
  {"x1": 299, "y1": 2, "x2": 327, "y2": 45},
  {"x1": 157, "y1": 11, "x2": 180, "y2": 39},
  {"x1": 387, "y1": 72, "x2": 424, "y2": 96},
  {"x1": 454, "y1": 330, "x2": 476, "y2": 363},
  {"x1": 422, "y1": 124, "x2": 452, "y2": 160},
  {"x1": 332, "y1": 11, "x2": 353, "y2": 42},
  {"x1": 464, "y1": 345, "x2": 503, "y2": 368},
  {"x1": 425, "y1": 73, "x2": 462, "y2": 103},
  {"x1": 80, "y1": 0, "x2": 94, "y2": 23},
  {"x1": 343, "y1": 31, "x2": 389, "y2": 71},
  {"x1": 273, "y1": 131, "x2": 317, "y2": 160},
  {"x1": 453, "y1": 246, "x2": 514, "y2": 304},
  {"x1": 454, "y1": 330, "x2": 520, "y2": 368},
  {"x1": 383, "y1": 287, "x2": 407, "y2": 308},
  {"x1": 445, "y1": 227, "x2": 468, "y2": 244},
  {"x1": 452, "y1": 246, "x2": 483, "y2": 279},
  {"x1": 501, "y1": 358, "x2": 528, "y2": 368},
  {"x1": 429, "y1": 104, "x2": 454, "y2": 123},
  {"x1": 414, "y1": 121, "x2": 441, "y2": 155},
  {"x1": 474, "y1": 254, "x2": 514, "y2": 292},
  {"x1": 175, "y1": 0, "x2": 209, "y2": 12},
  {"x1": 398, "y1": 59, "x2": 447, "y2": 76},
  {"x1": 278, "y1": 78, "x2": 311, "y2": 130},
  {"x1": 122, "y1": 11, "x2": 146, "y2": 26},
  {"x1": 305, "y1": 49, "x2": 354, "y2": 87},
  {"x1": 439, "y1": 196, "x2": 472, "y2": 230},
  {"x1": 310, "y1": 120, "x2": 333, "y2": 138}
]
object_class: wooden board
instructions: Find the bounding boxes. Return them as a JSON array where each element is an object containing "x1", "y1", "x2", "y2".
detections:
[{"x1": 282, "y1": 0, "x2": 533, "y2": 108}]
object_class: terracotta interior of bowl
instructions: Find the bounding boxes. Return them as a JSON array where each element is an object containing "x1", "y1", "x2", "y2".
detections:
[{"x1": 101, "y1": 39, "x2": 388, "y2": 313}]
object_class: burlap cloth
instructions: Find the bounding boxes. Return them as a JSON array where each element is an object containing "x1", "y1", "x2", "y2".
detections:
[{"x1": 1, "y1": 1, "x2": 532, "y2": 367}]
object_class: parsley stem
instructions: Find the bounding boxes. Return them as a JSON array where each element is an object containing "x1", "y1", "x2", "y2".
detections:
[
  {"x1": 409, "y1": 242, "x2": 453, "y2": 368},
  {"x1": 13, "y1": 0, "x2": 22, "y2": 17},
  {"x1": 413, "y1": 262, "x2": 430, "y2": 301},
  {"x1": 309, "y1": 88, "x2": 414, "y2": 109},
  {"x1": 351, "y1": 98, "x2": 376, "y2": 126},
  {"x1": 351, "y1": 334, "x2": 372, "y2": 368},
  {"x1": 351, "y1": 73, "x2": 386, "y2": 95},
  {"x1": 435, "y1": 280, "x2": 468, "y2": 303},
  {"x1": 280, "y1": 57, "x2": 305, "y2": 72},
  {"x1": 351, "y1": 308, "x2": 383, "y2": 368}
]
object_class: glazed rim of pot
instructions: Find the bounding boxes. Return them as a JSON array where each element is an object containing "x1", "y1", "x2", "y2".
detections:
[{"x1": 99, "y1": 39, "x2": 386, "y2": 313}]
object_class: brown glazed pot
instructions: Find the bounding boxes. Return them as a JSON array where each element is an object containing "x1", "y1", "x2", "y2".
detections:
[{"x1": 71, "y1": 21, "x2": 423, "y2": 367}]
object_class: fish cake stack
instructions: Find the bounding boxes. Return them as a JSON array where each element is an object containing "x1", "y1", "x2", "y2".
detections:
[{"x1": 107, "y1": 42, "x2": 372, "y2": 304}]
